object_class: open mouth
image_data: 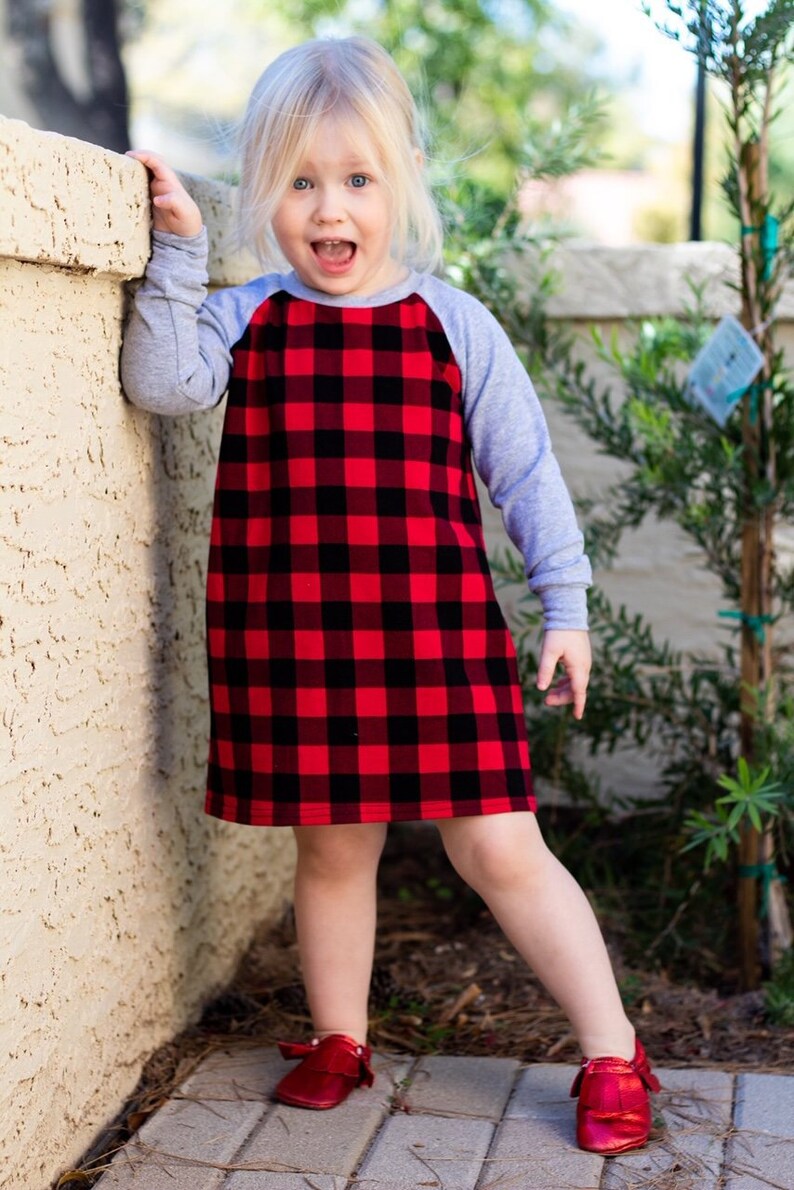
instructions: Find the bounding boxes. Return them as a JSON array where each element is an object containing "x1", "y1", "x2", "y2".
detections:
[{"x1": 311, "y1": 239, "x2": 357, "y2": 272}]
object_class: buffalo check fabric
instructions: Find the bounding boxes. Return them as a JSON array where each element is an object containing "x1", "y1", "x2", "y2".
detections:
[{"x1": 205, "y1": 291, "x2": 535, "y2": 826}]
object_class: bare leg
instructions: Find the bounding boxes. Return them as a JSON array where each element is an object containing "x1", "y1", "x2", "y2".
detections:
[
  {"x1": 437, "y1": 812, "x2": 635, "y2": 1059},
  {"x1": 291, "y1": 822, "x2": 388, "y2": 1045}
]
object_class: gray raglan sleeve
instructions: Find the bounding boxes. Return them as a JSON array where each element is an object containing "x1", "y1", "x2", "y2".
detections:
[
  {"x1": 420, "y1": 276, "x2": 591, "y2": 630},
  {"x1": 121, "y1": 228, "x2": 259, "y2": 415}
]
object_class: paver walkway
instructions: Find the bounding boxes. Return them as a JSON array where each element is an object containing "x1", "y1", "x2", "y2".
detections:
[{"x1": 95, "y1": 1047, "x2": 794, "y2": 1189}]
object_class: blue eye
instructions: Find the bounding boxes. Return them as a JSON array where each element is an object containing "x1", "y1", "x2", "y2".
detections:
[
  {"x1": 292, "y1": 178, "x2": 311, "y2": 190},
  {"x1": 350, "y1": 174, "x2": 369, "y2": 188}
]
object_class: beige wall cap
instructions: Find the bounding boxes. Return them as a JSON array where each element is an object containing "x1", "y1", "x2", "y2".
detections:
[
  {"x1": 546, "y1": 241, "x2": 794, "y2": 321},
  {"x1": 0, "y1": 117, "x2": 260, "y2": 287},
  {"x1": 0, "y1": 115, "x2": 150, "y2": 276}
]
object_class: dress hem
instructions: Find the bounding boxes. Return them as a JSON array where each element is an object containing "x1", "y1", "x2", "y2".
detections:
[{"x1": 204, "y1": 792, "x2": 537, "y2": 827}]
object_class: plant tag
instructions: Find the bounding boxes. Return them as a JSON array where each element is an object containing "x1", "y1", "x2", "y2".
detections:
[{"x1": 686, "y1": 315, "x2": 764, "y2": 426}]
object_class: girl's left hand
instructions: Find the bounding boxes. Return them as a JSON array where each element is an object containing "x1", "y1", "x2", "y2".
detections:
[{"x1": 536, "y1": 629, "x2": 592, "y2": 720}]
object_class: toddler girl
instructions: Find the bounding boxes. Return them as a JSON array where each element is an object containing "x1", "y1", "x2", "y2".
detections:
[{"x1": 121, "y1": 35, "x2": 659, "y2": 1153}]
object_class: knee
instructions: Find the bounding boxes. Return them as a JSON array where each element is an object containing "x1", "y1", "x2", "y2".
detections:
[
  {"x1": 442, "y1": 817, "x2": 547, "y2": 895},
  {"x1": 294, "y1": 824, "x2": 387, "y2": 881}
]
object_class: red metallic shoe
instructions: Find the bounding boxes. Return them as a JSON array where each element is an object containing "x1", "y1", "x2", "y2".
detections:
[
  {"x1": 570, "y1": 1038, "x2": 661, "y2": 1154},
  {"x1": 274, "y1": 1034, "x2": 375, "y2": 1110}
]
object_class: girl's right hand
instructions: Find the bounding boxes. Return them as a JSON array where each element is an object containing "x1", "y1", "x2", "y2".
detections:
[{"x1": 127, "y1": 150, "x2": 204, "y2": 238}]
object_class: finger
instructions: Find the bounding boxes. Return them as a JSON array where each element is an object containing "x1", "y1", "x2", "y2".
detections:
[
  {"x1": 126, "y1": 149, "x2": 182, "y2": 190},
  {"x1": 535, "y1": 644, "x2": 560, "y2": 692},
  {"x1": 571, "y1": 677, "x2": 587, "y2": 720},
  {"x1": 563, "y1": 665, "x2": 589, "y2": 720},
  {"x1": 152, "y1": 191, "x2": 190, "y2": 214},
  {"x1": 126, "y1": 148, "x2": 167, "y2": 170},
  {"x1": 126, "y1": 148, "x2": 164, "y2": 172},
  {"x1": 542, "y1": 675, "x2": 588, "y2": 719},
  {"x1": 542, "y1": 678, "x2": 573, "y2": 706},
  {"x1": 148, "y1": 187, "x2": 203, "y2": 236}
]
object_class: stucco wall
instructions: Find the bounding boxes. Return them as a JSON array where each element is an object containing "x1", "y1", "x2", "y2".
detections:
[
  {"x1": 2, "y1": 115, "x2": 792, "y2": 1189},
  {"x1": 0, "y1": 118, "x2": 294, "y2": 1190}
]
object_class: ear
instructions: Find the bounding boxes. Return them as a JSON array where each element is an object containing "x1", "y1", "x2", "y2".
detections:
[{"x1": 413, "y1": 147, "x2": 424, "y2": 171}]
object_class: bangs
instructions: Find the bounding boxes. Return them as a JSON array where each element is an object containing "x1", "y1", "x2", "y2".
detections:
[{"x1": 236, "y1": 38, "x2": 444, "y2": 273}]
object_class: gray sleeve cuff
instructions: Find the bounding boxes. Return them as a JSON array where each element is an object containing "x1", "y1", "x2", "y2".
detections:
[{"x1": 121, "y1": 228, "x2": 233, "y2": 414}]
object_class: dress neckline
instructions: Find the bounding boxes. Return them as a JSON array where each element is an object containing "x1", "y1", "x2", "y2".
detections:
[{"x1": 280, "y1": 269, "x2": 421, "y2": 308}]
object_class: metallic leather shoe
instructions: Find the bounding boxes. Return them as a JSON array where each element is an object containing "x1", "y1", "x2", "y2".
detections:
[
  {"x1": 570, "y1": 1038, "x2": 661, "y2": 1154},
  {"x1": 274, "y1": 1033, "x2": 375, "y2": 1110}
]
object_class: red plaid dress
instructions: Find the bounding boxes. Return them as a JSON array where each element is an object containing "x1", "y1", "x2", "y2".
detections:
[{"x1": 204, "y1": 290, "x2": 535, "y2": 825}]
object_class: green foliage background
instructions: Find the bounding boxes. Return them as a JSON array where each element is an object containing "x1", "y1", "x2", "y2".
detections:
[{"x1": 263, "y1": 0, "x2": 601, "y2": 192}]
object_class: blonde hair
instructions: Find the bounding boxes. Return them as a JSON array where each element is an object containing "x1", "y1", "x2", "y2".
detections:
[{"x1": 237, "y1": 37, "x2": 444, "y2": 273}]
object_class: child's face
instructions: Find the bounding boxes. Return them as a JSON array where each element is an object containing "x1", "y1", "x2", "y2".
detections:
[{"x1": 271, "y1": 116, "x2": 405, "y2": 297}]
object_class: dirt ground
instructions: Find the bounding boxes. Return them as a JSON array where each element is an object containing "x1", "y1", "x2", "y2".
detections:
[{"x1": 230, "y1": 823, "x2": 794, "y2": 1073}]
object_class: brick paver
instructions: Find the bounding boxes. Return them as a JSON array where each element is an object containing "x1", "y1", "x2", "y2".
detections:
[
  {"x1": 356, "y1": 1114, "x2": 495, "y2": 1190},
  {"x1": 95, "y1": 1098, "x2": 267, "y2": 1189},
  {"x1": 724, "y1": 1073, "x2": 794, "y2": 1190},
  {"x1": 404, "y1": 1054, "x2": 520, "y2": 1121},
  {"x1": 94, "y1": 1048, "x2": 794, "y2": 1190},
  {"x1": 602, "y1": 1068, "x2": 735, "y2": 1190},
  {"x1": 226, "y1": 1055, "x2": 411, "y2": 1190},
  {"x1": 485, "y1": 1064, "x2": 604, "y2": 1189}
]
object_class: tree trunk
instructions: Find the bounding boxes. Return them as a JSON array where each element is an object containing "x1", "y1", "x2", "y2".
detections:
[
  {"x1": 6, "y1": 0, "x2": 129, "y2": 152},
  {"x1": 82, "y1": 0, "x2": 130, "y2": 152},
  {"x1": 736, "y1": 133, "x2": 790, "y2": 985}
]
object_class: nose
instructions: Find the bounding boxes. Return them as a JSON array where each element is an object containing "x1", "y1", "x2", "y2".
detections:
[{"x1": 312, "y1": 184, "x2": 345, "y2": 224}]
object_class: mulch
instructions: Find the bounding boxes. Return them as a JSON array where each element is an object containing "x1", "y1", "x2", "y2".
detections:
[{"x1": 230, "y1": 822, "x2": 794, "y2": 1073}]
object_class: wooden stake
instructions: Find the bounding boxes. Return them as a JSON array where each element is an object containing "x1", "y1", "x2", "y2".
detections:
[
  {"x1": 735, "y1": 124, "x2": 790, "y2": 983},
  {"x1": 737, "y1": 137, "x2": 764, "y2": 990}
]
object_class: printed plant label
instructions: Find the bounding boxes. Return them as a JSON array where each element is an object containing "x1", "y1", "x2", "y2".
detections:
[{"x1": 687, "y1": 315, "x2": 765, "y2": 426}]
